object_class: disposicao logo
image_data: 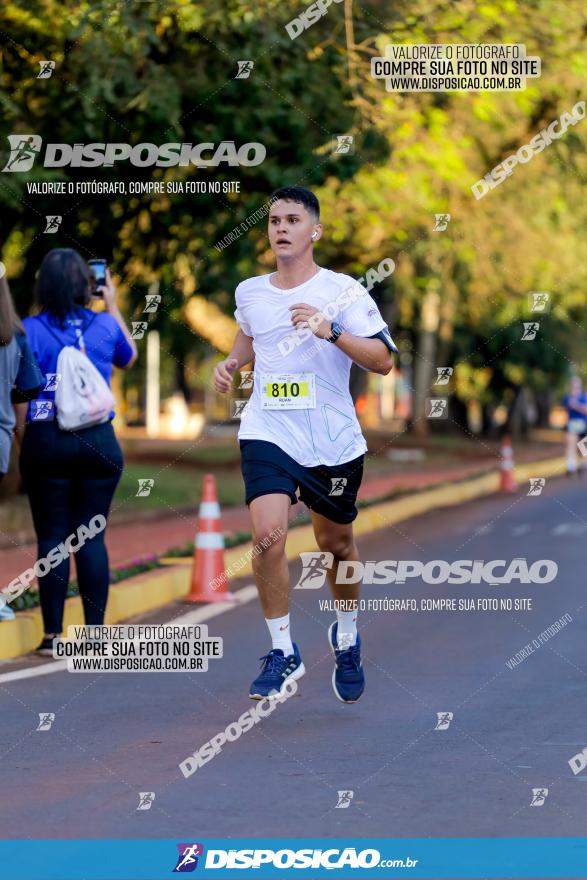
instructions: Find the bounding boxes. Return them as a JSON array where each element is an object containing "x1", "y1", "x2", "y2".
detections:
[
  {"x1": 3, "y1": 135, "x2": 43, "y2": 172},
  {"x1": 173, "y1": 843, "x2": 204, "y2": 872},
  {"x1": 2, "y1": 135, "x2": 266, "y2": 171}
]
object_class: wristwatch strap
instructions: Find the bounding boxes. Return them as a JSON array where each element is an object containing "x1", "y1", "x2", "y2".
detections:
[{"x1": 327, "y1": 322, "x2": 343, "y2": 343}]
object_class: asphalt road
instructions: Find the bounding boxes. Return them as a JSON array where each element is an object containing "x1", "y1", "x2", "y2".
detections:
[{"x1": 2, "y1": 474, "x2": 587, "y2": 851}]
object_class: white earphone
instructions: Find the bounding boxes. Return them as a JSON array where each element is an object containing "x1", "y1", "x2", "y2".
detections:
[{"x1": 311, "y1": 231, "x2": 318, "y2": 240}]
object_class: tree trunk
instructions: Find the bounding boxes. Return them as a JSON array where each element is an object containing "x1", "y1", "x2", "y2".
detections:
[
  {"x1": 535, "y1": 389, "x2": 552, "y2": 428},
  {"x1": 412, "y1": 289, "x2": 440, "y2": 437},
  {"x1": 481, "y1": 402, "x2": 497, "y2": 438},
  {"x1": 449, "y1": 395, "x2": 468, "y2": 432},
  {"x1": 176, "y1": 357, "x2": 191, "y2": 404},
  {"x1": 507, "y1": 387, "x2": 529, "y2": 440}
]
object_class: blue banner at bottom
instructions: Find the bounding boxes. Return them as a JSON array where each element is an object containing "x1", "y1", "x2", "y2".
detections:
[{"x1": 1, "y1": 838, "x2": 587, "y2": 879}]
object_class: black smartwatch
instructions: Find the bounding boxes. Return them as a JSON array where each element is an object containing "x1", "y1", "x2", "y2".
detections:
[{"x1": 327, "y1": 321, "x2": 343, "y2": 343}]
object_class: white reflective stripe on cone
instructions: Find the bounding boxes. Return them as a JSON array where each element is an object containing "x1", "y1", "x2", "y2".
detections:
[
  {"x1": 199, "y1": 501, "x2": 221, "y2": 518},
  {"x1": 196, "y1": 532, "x2": 225, "y2": 549}
]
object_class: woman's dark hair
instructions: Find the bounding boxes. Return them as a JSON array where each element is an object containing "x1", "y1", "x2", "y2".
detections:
[
  {"x1": 0, "y1": 274, "x2": 24, "y2": 346},
  {"x1": 36, "y1": 248, "x2": 91, "y2": 325}
]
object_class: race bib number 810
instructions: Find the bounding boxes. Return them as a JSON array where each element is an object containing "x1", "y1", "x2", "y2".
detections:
[{"x1": 261, "y1": 373, "x2": 316, "y2": 410}]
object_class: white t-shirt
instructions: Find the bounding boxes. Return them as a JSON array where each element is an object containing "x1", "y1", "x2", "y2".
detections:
[{"x1": 233, "y1": 267, "x2": 389, "y2": 466}]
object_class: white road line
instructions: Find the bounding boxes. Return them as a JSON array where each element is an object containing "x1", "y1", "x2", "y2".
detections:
[
  {"x1": 552, "y1": 523, "x2": 587, "y2": 536},
  {"x1": 0, "y1": 660, "x2": 67, "y2": 684},
  {"x1": 0, "y1": 584, "x2": 258, "y2": 685}
]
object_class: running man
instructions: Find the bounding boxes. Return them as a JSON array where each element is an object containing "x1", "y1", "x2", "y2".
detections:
[
  {"x1": 563, "y1": 376, "x2": 587, "y2": 476},
  {"x1": 214, "y1": 186, "x2": 397, "y2": 703},
  {"x1": 5, "y1": 136, "x2": 39, "y2": 171}
]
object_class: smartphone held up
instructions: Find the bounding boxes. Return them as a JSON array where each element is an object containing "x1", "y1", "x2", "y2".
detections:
[{"x1": 88, "y1": 258, "x2": 107, "y2": 296}]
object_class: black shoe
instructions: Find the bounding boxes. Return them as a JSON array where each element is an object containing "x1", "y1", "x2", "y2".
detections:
[{"x1": 36, "y1": 636, "x2": 61, "y2": 657}]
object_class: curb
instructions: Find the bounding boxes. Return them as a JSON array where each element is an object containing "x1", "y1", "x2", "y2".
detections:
[
  {"x1": 0, "y1": 454, "x2": 565, "y2": 660},
  {"x1": 0, "y1": 566, "x2": 190, "y2": 662}
]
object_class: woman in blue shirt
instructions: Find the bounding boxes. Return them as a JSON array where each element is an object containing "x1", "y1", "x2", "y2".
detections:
[
  {"x1": 20, "y1": 248, "x2": 137, "y2": 653},
  {"x1": 563, "y1": 376, "x2": 587, "y2": 476}
]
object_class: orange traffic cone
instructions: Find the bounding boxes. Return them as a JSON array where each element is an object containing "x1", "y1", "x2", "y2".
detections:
[
  {"x1": 499, "y1": 435, "x2": 517, "y2": 493},
  {"x1": 187, "y1": 474, "x2": 233, "y2": 602}
]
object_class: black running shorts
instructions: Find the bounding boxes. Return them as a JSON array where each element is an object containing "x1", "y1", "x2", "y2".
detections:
[{"x1": 239, "y1": 439, "x2": 364, "y2": 525}]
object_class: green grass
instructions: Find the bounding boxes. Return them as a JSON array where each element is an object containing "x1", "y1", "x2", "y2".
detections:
[
  {"x1": 178, "y1": 445, "x2": 241, "y2": 466},
  {"x1": 114, "y1": 463, "x2": 244, "y2": 512},
  {"x1": 122, "y1": 440, "x2": 241, "y2": 468}
]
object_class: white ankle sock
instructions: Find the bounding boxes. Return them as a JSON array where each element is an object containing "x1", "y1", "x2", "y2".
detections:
[
  {"x1": 265, "y1": 614, "x2": 294, "y2": 656},
  {"x1": 336, "y1": 609, "x2": 358, "y2": 648}
]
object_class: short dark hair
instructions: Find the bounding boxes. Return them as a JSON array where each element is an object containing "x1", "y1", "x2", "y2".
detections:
[
  {"x1": 270, "y1": 186, "x2": 320, "y2": 221},
  {"x1": 36, "y1": 248, "x2": 91, "y2": 325}
]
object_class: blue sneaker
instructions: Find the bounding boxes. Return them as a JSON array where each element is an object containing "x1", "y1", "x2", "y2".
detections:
[
  {"x1": 249, "y1": 644, "x2": 305, "y2": 700},
  {"x1": 328, "y1": 621, "x2": 365, "y2": 703}
]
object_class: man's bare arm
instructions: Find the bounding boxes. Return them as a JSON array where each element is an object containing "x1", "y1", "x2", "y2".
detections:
[
  {"x1": 228, "y1": 329, "x2": 254, "y2": 368},
  {"x1": 214, "y1": 330, "x2": 254, "y2": 393},
  {"x1": 13, "y1": 402, "x2": 28, "y2": 449},
  {"x1": 289, "y1": 303, "x2": 393, "y2": 375},
  {"x1": 332, "y1": 332, "x2": 393, "y2": 375}
]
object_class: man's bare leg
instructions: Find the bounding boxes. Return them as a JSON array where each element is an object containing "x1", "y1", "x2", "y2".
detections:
[
  {"x1": 311, "y1": 511, "x2": 365, "y2": 702},
  {"x1": 311, "y1": 511, "x2": 360, "y2": 605},
  {"x1": 248, "y1": 493, "x2": 305, "y2": 699},
  {"x1": 249, "y1": 493, "x2": 290, "y2": 617},
  {"x1": 566, "y1": 429, "x2": 578, "y2": 475}
]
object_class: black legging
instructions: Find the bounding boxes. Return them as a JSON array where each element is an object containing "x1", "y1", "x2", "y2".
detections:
[{"x1": 20, "y1": 420, "x2": 123, "y2": 633}]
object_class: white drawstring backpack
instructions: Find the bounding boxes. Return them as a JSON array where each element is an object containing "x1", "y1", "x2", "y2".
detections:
[{"x1": 40, "y1": 314, "x2": 115, "y2": 431}]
